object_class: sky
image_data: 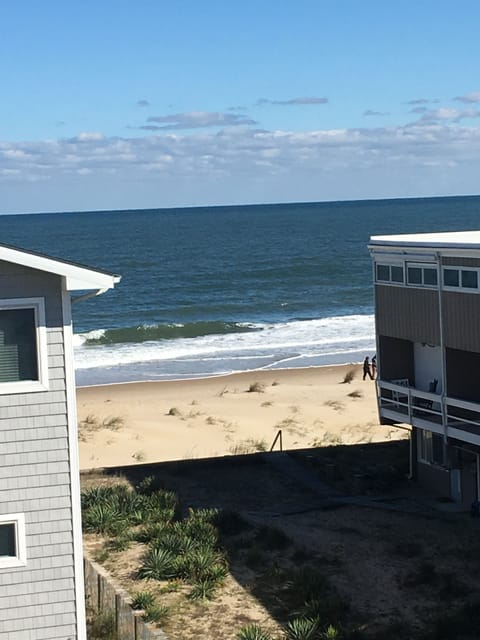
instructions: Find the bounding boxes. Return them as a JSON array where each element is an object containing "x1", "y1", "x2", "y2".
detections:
[{"x1": 2, "y1": 0, "x2": 480, "y2": 213}]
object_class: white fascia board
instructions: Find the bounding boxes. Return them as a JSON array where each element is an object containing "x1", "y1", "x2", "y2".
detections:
[
  {"x1": 66, "y1": 273, "x2": 121, "y2": 291},
  {"x1": 369, "y1": 230, "x2": 480, "y2": 251},
  {"x1": 0, "y1": 245, "x2": 120, "y2": 291}
]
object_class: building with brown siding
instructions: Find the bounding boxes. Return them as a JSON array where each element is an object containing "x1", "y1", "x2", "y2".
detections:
[{"x1": 369, "y1": 231, "x2": 480, "y2": 507}]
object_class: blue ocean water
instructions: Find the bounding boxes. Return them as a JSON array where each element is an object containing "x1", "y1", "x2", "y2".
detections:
[{"x1": 1, "y1": 196, "x2": 480, "y2": 385}]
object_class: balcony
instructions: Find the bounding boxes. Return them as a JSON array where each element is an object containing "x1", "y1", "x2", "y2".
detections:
[{"x1": 378, "y1": 380, "x2": 480, "y2": 446}]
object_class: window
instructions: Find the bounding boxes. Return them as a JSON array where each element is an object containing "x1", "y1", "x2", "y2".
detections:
[
  {"x1": 375, "y1": 263, "x2": 404, "y2": 284},
  {"x1": 0, "y1": 514, "x2": 26, "y2": 568},
  {"x1": 444, "y1": 268, "x2": 459, "y2": 287},
  {"x1": 418, "y1": 430, "x2": 445, "y2": 466},
  {"x1": 0, "y1": 298, "x2": 48, "y2": 394},
  {"x1": 462, "y1": 270, "x2": 478, "y2": 289},
  {"x1": 443, "y1": 267, "x2": 479, "y2": 291},
  {"x1": 406, "y1": 263, "x2": 437, "y2": 288}
]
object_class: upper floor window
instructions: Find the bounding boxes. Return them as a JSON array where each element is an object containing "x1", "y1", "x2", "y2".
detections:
[
  {"x1": 0, "y1": 513, "x2": 26, "y2": 568},
  {"x1": 375, "y1": 263, "x2": 404, "y2": 284},
  {"x1": 406, "y1": 263, "x2": 438, "y2": 288},
  {"x1": 0, "y1": 298, "x2": 48, "y2": 394},
  {"x1": 443, "y1": 267, "x2": 479, "y2": 291}
]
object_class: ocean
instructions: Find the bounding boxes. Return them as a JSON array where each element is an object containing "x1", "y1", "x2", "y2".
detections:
[{"x1": 1, "y1": 196, "x2": 480, "y2": 386}]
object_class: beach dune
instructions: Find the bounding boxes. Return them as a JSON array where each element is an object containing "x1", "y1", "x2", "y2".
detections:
[{"x1": 77, "y1": 364, "x2": 408, "y2": 470}]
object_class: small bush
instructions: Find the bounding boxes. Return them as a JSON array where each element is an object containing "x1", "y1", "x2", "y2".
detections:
[
  {"x1": 286, "y1": 616, "x2": 320, "y2": 640},
  {"x1": 102, "y1": 415, "x2": 124, "y2": 430},
  {"x1": 322, "y1": 625, "x2": 340, "y2": 639},
  {"x1": 131, "y1": 590, "x2": 155, "y2": 610},
  {"x1": 248, "y1": 381, "x2": 265, "y2": 393},
  {"x1": 83, "y1": 503, "x2": 127, "y2": 536},
  {"x1": 342, "y1": 369, "x2": 356, "y2": 384},
  {"x1": 168, "y1": 407, "x2": 181, "y2": 416},
  {"x1": 138, "y1": 548, "x2": 177, "y2": 580},
  {"x1": 188, "y1": 578, "x2": 218, "y2": 600},
  {"x1": 87, "y1": 610, "x2": 117, "y2": 639},
  {"x1": 347, "y1": 390, "x2": 363, "y2": 398},
  {"x1": 142, "y1": 603, "x2": 170, "y2": 623},
  {"x1": 237, "y1": 624, "x2": 273, "y2": 640}
]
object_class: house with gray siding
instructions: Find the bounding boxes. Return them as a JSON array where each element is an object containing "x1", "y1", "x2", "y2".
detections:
[
  {"x1": 0, "y1": 243, "x2": 119, "y2": 639},
  {"x1": 369, "y1": 230, "x2": 480, "y2": 507}
]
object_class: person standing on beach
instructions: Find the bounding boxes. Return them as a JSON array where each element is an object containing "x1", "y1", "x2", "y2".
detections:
[
  {"x1": 371, "y1": 355, "x2": 377, "y2": 380},
  {"x1": 363, "y1": 356, "x2": 373, "y2": 380}
]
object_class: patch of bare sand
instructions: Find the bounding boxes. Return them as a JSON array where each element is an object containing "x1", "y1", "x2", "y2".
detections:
[{"x1": 77, "y1": 365, "x2": 408, "y2": 469}]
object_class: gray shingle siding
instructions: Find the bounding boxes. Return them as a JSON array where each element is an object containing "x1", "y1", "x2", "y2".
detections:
[{"x1": 0, "y1": 261, "x2": 79, "y2": 639}]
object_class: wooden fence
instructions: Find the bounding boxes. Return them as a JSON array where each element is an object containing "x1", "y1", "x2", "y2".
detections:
[{"x1": 84, "y1": 557, "x2": 169, "y2": 640}]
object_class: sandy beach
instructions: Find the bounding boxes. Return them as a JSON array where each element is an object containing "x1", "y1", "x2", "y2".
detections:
[{"x1": 77, "y1": 364, "x2": 408, "y2": 469}]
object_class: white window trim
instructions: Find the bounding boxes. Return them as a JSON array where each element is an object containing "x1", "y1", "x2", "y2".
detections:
[
  {"x1": 442, "y1": 266, "x2": 480, "y2": 293},
  {"x1": 406, "y1": 262, "x2": 439, "y2": 289},
  {"x1": 0, "y1": 297, "x2": 49, "y2": 394},
  {"x1": 0, "y1": 513, "x2": 27, "y2": 568},
  {"x1": 375, "y1": 262, "x2": 405, "y2": 285}
]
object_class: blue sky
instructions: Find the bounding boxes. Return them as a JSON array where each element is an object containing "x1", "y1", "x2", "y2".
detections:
[{"x1": 2, "y1": 1, "x2": 480, "y2": 213}]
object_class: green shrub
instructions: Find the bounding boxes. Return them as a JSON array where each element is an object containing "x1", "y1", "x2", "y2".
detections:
[
  {"x1": 322, "y1": 625, "x2": 340, "y2": 639},
  {"x1": 142, "y1": 603, "x2": 170, "y2": 623},
  {"x1": 87, "y1": 610, "x2": 117, "y2": 639},
  {"x1": 131, "y1": 590, "x2": 155, "y2": 610},
  {"x1": 83, "y1": 504, "x2": 128, "y2": 535},
  {"x1": 188, "y1": 578, "x2": 218, "y2": 600},
  {"x1": 237, "y1": 624, "x2": 272, "y2": 640},
  {"x1": 138, "y1": 548, "x2": 177, "y2": 581},
  {"x1": 286, "y1": 616, "x2": 320, "y2": 640}
]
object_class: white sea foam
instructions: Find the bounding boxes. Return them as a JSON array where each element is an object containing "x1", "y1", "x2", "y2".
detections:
[
  {"x1": 73, "y1": 315, "x2": 375, "y2": 374},
  {"x1": 73, "y1": 328, "x2": 106, "y2": 347}
]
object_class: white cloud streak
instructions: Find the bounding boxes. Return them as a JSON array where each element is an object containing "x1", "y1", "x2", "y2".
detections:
[
  {"x1": 2, "y1": 123, "x2": 480, "y2": 187},
  {"x1": 143, "y1": 111, "x2": 257, "y2": 130},
  {"x1": 454, "y1": 91, "x2": 480, "y2": 104},
  {"x1": 256, "y1": 97, "x2": 328, "y2": 106}
]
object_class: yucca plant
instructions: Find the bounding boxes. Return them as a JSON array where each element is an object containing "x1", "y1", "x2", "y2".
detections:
[
  {"x1": 183, "y1": 518, "x2": 218, "y2": 548},
  {"x1": 135, "y1": 475, "x2": 156, "y2": 495},
  {"x1": 131, "y1": 590, "x2": 156, "y2": 610},
  {"x1": 142, "y1": 603, "x2": 170, "y2": 623},
  {"x1": 82, "y1": 503, "x2": 127, "y2": 535},
  {"x1": 108, "y1": 531, "x2": 133, "y2": 552},
  {"x1": 237, "y1": 624, "x2": 272, "y2": 640},
  {"x1": 182, "y1": 546, "x2": 225, "y2": 582},
  {"x1": 286, "y1": 567, "x2": 328, "y2": 605},
  {"x1": 285, "y1": 616, "x2": 320, "y2": 640},
  {"x1": 138, "y1": 548, "x2": 177, "y2": 580},
  {"x1": 188, "y1": 578, "x2": 217, "y2": 601},
  {"x1": 135, "y1": 521, "x2": 170, "y2": 544},
  {"x1": 146, "y1": 489, "x2": 178, "y2": 512},
  {"x1": 322, "y1": 625, "x2": 340, "y2": 639}
]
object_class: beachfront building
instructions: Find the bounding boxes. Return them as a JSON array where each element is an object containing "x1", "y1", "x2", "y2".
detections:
[
  {"x1": 369, "y1": 231, "x2": 480, "y2": 508},
  {"x1": 0, "y1": 243, "x2": 119, "y2": 639}
]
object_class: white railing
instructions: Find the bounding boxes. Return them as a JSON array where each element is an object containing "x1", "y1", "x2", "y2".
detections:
[{"x1": 378, "y1": 380, "x2": 443, "y2": 424}]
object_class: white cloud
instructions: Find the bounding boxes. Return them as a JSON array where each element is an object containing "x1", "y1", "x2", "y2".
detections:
[
  {"x1": 256, "y1": 97, "x2": 328, "y2": 106},
  {"x1": 3, "y1": 120, "x2": 480, "y2": 213},
  {"x1": 75, "y1": 132, "x2": 104, "y2": 141},
  {"x1": 415, "y1": 107, "x2": 480, "y2": 124},
  {"x1": 454, "y1": 91, "x2": 480, "y2": 104},
  {"x1": 143, "y1": 111, "x2": 257, "y2": 130}
]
